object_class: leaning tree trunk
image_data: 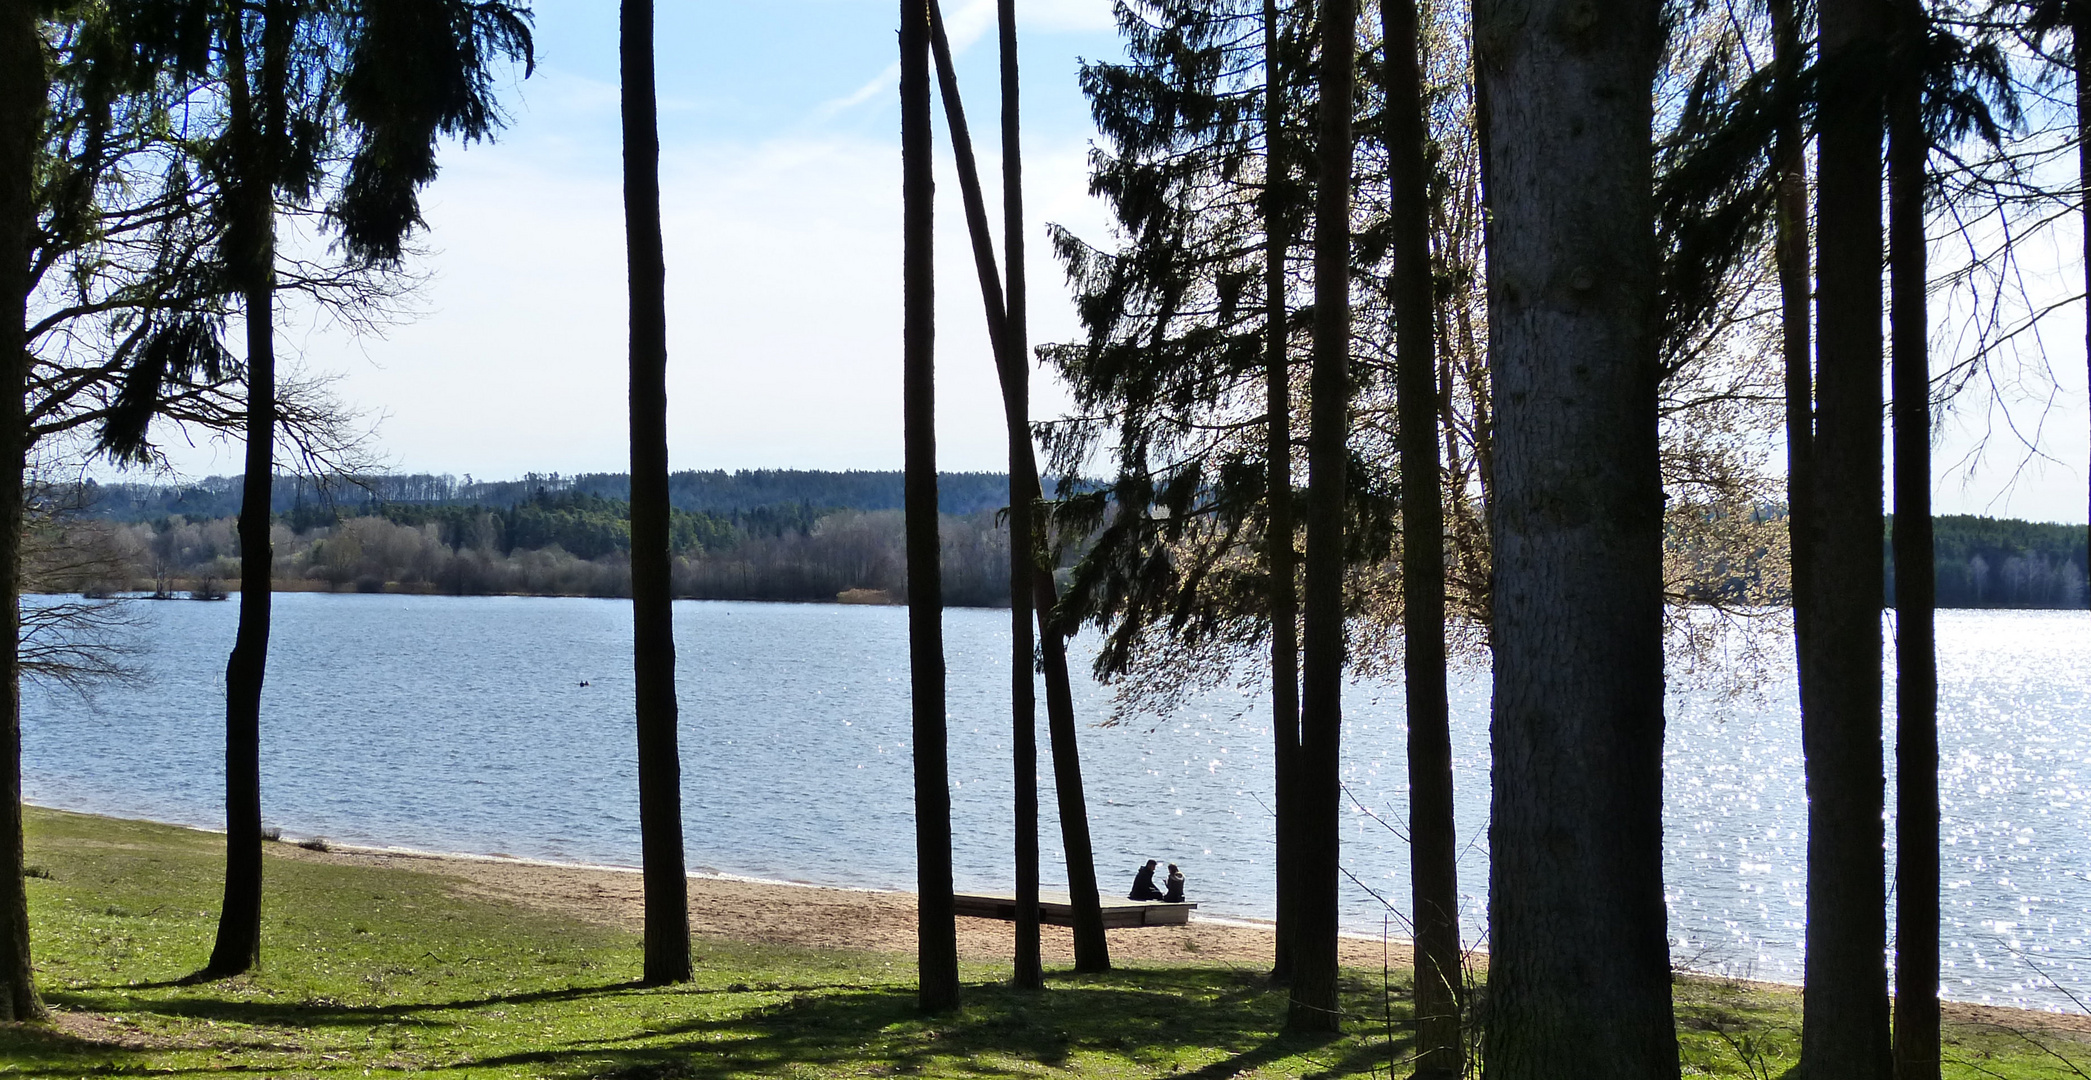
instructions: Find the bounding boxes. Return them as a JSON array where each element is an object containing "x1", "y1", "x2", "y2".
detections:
[
  {"x1": 1380, "y1": 0, "x2": 1458, "y2": 1071},
  {"x1": 926, "y1": 0, "x2": 1108, "y2": 975},
  {"x1": 1262, "y1": 0, "x2": 1303, "y2": 990},
  {"x1": 0, "y1": 0, "x2": 43, "y2": 1020},
  {"x1": 1805, "y1": 0, "x2": 1893, "y2": 1072},
  {"x1": 205, "y1": 0, "x2": 289, "y2": 978},
  {"x1": 1475, "y1": 0, "x2": 1677, "y2": 1074},
  {"x1": 620, "y1": 0, "x2": 692, "y2": 987},
  {"x1": 1034, "y1": 579, "x2": 1110, "y2": 971},
  {"x1": 1285, "y1": 0, "x2": 1353, "y2": 1035},
  {"x1": 902, "y1": 0, "x2": 960, "y2": 1014},
  {"x1": 1889, "y1": 7, "x2": 1939, "y2": 1075},
  {"x1": 997, "y1": 0, "x2": 1042, "y2": 991}
]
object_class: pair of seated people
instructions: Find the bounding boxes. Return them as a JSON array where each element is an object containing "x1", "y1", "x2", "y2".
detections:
[{"x1": 1128, "y1": 859, "x2": 1186, "y2": 903}]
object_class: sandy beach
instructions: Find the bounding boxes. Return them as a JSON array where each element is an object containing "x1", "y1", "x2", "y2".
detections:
[
  {"x1": 260, "y1": 838, "x2": 2091, "y2": 1041},
  {"x1": 271, "y1": 840, "x2": 1404, "y2": 971}
]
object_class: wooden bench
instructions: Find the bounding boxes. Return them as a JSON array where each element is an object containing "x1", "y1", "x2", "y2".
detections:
[{"x1": 953, "y1": 890, "x2": 1197, "y2": 928}]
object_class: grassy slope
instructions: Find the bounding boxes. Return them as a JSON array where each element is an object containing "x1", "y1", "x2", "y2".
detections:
[{"x1": 2, "y1": 807, "x2": 2084, "y2": 1079}]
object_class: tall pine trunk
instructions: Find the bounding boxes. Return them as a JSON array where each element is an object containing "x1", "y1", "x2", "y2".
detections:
[
  {"x1": 1379, "y1": 0, "x2": 1458, "y2": 1071},
  {"x1": 1888, "y1": 4, "x2": 1939, "y2": 1073},
  {"x1": 620, "y1": 0, "x2": 692, "y2": 987},
  {"x1": 1475, "y1": 0, "x2": 1677, "y2": 1072},
  {"x1": 1805, "y1": 0, "x2": 1892, "y2": 1071},
  {"x1": 927, "y1": 0, "x2": 1107, "y2": 975},
  {"x1": 1771, "y1": 0, "x2": 1818, "y2": 856},
  {"x1": 902, "y1": 0, "x2": 960, "y2": 1014},
  {"x1": 1263, "y1": 0, "x2": 1302, "y2": 990},
  {"x1": 996, "y1": 0, "x2": 1041, "y2": 991},
  {"x1": 206, "y1": 0, "x2": 290, "y2": 978},
  {"x1": 1285, "y1": 0, "x2": 1353, "y2": 1035},
  {"x1": 0, "y1": 0, "x2": 43, "y2": 1020}
]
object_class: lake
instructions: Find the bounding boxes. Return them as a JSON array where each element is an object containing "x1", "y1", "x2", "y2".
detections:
[{"x1": 19, "y1": 594, "x2": 2091, "y2": 1011}]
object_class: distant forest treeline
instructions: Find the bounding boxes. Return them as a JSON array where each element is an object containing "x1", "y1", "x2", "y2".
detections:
[
  {"x1": 43, "y1": 473, "x2": 2088, "y2": 609},
  {"x1": 80, "y1": 469, "x2": 1020, "y2": 522},
  {"x1": 1890, "y1": 515, "x2": 2088, "y2": 609}
]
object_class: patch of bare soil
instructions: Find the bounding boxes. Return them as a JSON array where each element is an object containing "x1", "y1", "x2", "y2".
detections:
[{"x1": 273, "y1": 842, "x2": 1398, "y2": 970}]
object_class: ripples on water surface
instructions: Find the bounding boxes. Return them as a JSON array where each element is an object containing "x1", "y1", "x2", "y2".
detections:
[{"x1": 20, "y1": 595, "x2": 2091, "y2": 1011}]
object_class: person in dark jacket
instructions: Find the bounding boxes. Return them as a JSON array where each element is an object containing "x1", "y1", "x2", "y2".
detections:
[
  {"x1": 1128, "y1": 859, "x2": 1165, "y2": 901},
  {"x1": 1163, "y1": 863, "x2": 1185, "y2": 903}
]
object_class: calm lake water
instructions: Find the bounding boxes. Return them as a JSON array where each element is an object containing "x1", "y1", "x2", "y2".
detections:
[{"x1": 20, "y1": 594, "x2": 2091, "y2": 1011}]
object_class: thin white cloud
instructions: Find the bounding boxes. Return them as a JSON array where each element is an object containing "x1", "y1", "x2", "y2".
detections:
[{"x1": 817, "y1": 61, "x2": 900, "y2": 119}]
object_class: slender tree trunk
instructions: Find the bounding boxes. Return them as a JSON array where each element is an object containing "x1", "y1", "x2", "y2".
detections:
[
  {"x1": 997, "y1": 0, "x2": 1042, "y2": 992},
  {"x1": 2077, "y1": 11, "x2": 2090, "y2": 596},
  {"x1": 1474, "y1": 0, "x2": 1676, "y2": 1073},
  {"x1": 1771, "y1": 0, "x2": 1819, "y2": 859},
  {"x1": 927, "y1": 0, "x2": 1107, "y2": 974},
  {"x1": 902, "y1": 0, "x2": 960, "y2": 1014},
  {"x1": 0, "y1": 0, "x2": 43, "y2": 1020},
  {"x1": 1263, "y1": 0, "x2": 1303, "y2": 990},
  {"x1": 1380, "y1": 0, "x2": 1458, "y2": 1071},
  {"x1": 206, "y1": 0, "x2": 289, "y2": 978},
  {"x1": 1806, "y1": 0, "x2": 1893, "y2": 1071},
  {"x1": 620, "y1": 0, "x2": 692, "y2": 987},
  {"x1": 1285, "y1": 0, "x2": 1352, "y2": 1035},
  {"x1": 1888, "y1": 5, "x2": 1938, "y2": 1074}
]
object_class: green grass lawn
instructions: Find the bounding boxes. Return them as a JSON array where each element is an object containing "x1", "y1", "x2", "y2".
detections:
[{"x1": 4, "y1": 806, "x2": 2087, "y2": 1078}]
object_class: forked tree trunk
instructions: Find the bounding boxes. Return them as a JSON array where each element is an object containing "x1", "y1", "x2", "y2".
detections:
[
  {"x1": 1889, "y1": 5, "x2": 1938, "y2": 1074},
  {"x1": 1379, "y1": 0, "x2": 1458, "y2": 1071},
  {"x1": 901, "y1": 0, "x2": 960, "y2": 1014},
  {"x1": 927, "y1": 0, "x2": 1108, "y2": 974},
  {"x1": 206, "y1": 0, "x2": 289, "y2": 978},
  {"x1": 620, "y1": 0, "x2": 692, "y2": 987},
  {"x1": 1474, "y1": 0, "x2": 1677, "y2": 1073},
  {"x1": 0, "y1": 0, "x2": 43, "y2": 1020},
  {"x1": 1285, "y1": 0, "x2": 1352, "y2": 1035},
  {"x1": 996, "y1": 0, "x2": 1042, "y2": 991},
  {"x1": 1805, "y1": 0, "x2": 1893, "y2": 1072},
  {"x1": 1262, "y1": 0, "x2": 1302, "y2": 990}
]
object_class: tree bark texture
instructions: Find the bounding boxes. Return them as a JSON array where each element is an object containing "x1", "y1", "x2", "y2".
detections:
[
  {"x1": 1285, "y1": 0, "x2": 1352, "y2": 1035},
  {"x1": 0, "y1": 0, "x2": 44, "y2": 1020},
  {"x1": 207, "y1": 0, "x2": 289, "y2": 978},
  {"x1": 902, "y1": 0, "x2": 960, "y2": 1013},
  {"x1": 1263, "y1": 0, "x2": 1302, "y2": 990},
  {"x1": 1805, "y1": 0, "x2": 1892, "y2": 1072},
  {"x1": 1888, "y1": 9, "x2": 1938, "y2": 1074},
  {"x1": 621, "y1": 0, "x2": 693, "y2": 987},
  {"x1": 997, "y1": 0, "x2": 1042, "y2": 992},
  {"x1": 1379, "y1": 0, "x2": 1458, "y2": 1071},
  {"x1": 1475, "y1": 0, "x2": 1678, "y2": 1074}
]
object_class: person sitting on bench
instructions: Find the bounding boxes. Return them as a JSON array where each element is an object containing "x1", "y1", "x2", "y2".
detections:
[
  {"x1": 1163, "y1": 863, "x2": 1185, "y2": 903},
  {"x1": 1128, "y1": 859, "x2": 1166, "y2": 901}
]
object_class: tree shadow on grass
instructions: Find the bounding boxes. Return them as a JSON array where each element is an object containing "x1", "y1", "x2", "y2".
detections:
[{"x1": 450, "y1": 967, "x2": 1346, "y2": 1080}]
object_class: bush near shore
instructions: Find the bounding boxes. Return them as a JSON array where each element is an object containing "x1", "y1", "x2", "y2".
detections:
[{"x1": 5, "y1": 807, "x2": 2085, "y2": 1078}]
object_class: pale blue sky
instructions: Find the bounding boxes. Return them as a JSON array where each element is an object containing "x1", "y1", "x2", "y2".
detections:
[
  {"x1": 144, "y1": 1, "x2": 2088, "y2": 524},
  {"x1": 157, "y1": 0, "x2": 1126, "y2": 483}
]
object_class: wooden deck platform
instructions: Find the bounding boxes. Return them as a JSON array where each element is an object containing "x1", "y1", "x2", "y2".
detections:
[{"x1": 953, "y1": 890, "x2": 1196, "y2": 928}]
